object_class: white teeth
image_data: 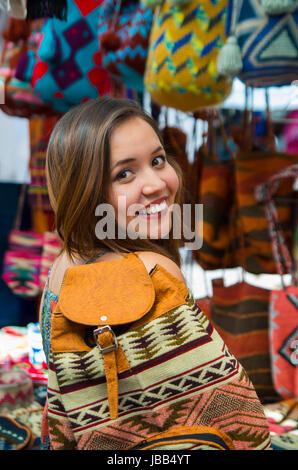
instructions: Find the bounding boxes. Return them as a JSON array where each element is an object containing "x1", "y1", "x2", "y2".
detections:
[{"x1": 138, "y1": 200, "x2": 167, "y2": 216}]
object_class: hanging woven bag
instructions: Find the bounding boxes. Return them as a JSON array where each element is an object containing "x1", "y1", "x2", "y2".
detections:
[
  {"x1": 144, "y1": 0, "x2": 233, "y2": 112},
  {"x1": 217, "y1": 0, "x2": 298, "y2": 87},
  {"x1": 97, "y1": 0, "x2": 153, "y2": 92}
]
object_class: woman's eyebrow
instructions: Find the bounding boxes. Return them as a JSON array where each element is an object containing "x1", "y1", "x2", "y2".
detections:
[
  {"x1": 111, "y1": 158, "x2": 136, "y2": 172},
  {"x1": 111, "y1": 146, "x2": 164, "y2": 172}
]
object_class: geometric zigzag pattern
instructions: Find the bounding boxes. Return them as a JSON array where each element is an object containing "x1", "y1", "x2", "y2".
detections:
[
  {"x1": 97, "y1": 0, "x2": 153, "y2": 91},
  {"x1": 47, "y1": 295, "x2": 272, "y2": 450},
  {"x1": 144, "y1": 0, "x2": 232, "y2": 111},
  {"x1": 77, "y1": 370, "x2": 272, "y2": 451},
  {"x1": 269, "y1": 288, "x2": 298, "y2": 399},
  {"x1": 50, "y1": 348, "x2": 239, "y2": 430},
  {"x1": 235, "y1": 0, "x2": 298, "y2": 87}
]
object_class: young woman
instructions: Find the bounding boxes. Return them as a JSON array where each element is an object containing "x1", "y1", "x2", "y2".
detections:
[{"x1": 40, "y1": 97, "x2": 271, "y2": 450}]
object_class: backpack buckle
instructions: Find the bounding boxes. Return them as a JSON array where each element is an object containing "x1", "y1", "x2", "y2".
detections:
[{"x1": 93, "y1": 325, "x2": 118, "y2": 354}]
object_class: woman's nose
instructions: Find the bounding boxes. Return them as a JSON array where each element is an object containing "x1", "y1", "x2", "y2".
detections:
[{"x1": 141, "y1": 168, "x2": 167, "y2": 195}]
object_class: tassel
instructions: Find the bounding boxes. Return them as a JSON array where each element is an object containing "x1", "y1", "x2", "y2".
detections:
[
  {"x1": 100, "y1": 32, "x2": 122, "y2": 52},
  {"x1": 2, "y1": 18, "x2": 30, "y2": 42},
  {"x1": 216, "y1": 36, "x2": 243, "y2": 77},
  {"x1": 261, "y1": 0, "x2": 295, "y2": 15}
]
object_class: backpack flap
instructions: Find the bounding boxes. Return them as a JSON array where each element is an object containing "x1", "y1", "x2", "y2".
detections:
[{"x1": 53, "y1": 252, "x2": 155, "y2": 327}]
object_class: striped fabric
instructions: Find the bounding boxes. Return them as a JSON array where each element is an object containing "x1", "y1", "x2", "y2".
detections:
[
  {"x1": 235, "y1": 149, "x2": 297, "y2": 274},
  {"x1": 210, "y1": 279, "x2": 280, "y2": 404},
  {"x1": 192, "y1": 144, "x2": 240, "y2": 270},
  {"x1": 46, "y1": 259, "x2": 272, "y2": 450},
  {"x1": 255, "y1": 164, "x2": 298, "y2": 283},
  {"x1": 144, "y1": 0, "x2": 232, "y2": 112},
  {"x1": 28, "y1": 116, "x2": 60, "y2": 213}
]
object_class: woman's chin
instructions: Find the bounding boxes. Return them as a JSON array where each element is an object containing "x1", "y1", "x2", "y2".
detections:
[{"x1": 125, "y1": 214, "x2": 172, "y2": 240}]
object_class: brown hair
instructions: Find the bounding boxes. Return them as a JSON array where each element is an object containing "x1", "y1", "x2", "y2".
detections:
[{"x1": 46, "y1": 97, "x2": 185, "y2": 266}]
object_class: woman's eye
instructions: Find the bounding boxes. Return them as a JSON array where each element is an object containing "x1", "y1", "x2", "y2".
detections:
[
  {"x1": 152, "y1": 155, "x2": 166, "y2": 166},
  {"x1": 115, "y1": 155, "x2": 166, "y2": 181},
  {"x1": 115, "y1": 169, "x2": 132, "y2": 181}
]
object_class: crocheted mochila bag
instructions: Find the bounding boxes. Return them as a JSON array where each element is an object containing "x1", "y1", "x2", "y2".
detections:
[
  {"x1": 191, "y1": 112, "x2": 240, "y2": 271},
  {"x1": 2, "y1": 229, "x2": 44, "y2": 298},
  {"x1": 217, "y1": 0, "x2": 298, "y2": 87},
  {"x1": 97, "y1": 0, "x2": 153, "y2": 91},
  {"x1": 0, "y1": 18, "x2": 55, "y2": 118},
  {"x1": 45, "y1": 252, "x2": 272, "y2": 450},
  {"x1": 20, "y1": 0, "x2": 111, "y2": 113},
  {"x1": 2, "y1": 185, "x2": 44, "y2": 299},
  {"x1": 144, "y1": 0, "x2": 233, "y2": 112}
]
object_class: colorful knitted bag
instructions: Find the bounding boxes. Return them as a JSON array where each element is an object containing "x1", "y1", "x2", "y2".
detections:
[
  {"x1": 97, "y1": 0, "x2": 153, "y2": 91},
  {"x1": 192, "y1": 113, "x2": 240, "y2": 270},
  {"x1": 2, "y1": 228, "x2": 61, "y2": 298},
  {"x1": 2, "y1": 229, "x2": 44, "y2": 299},
  {"x1": 45, "y1": 252, "x2": 272, "y2": 450},
  {"x1": 28, "y1": 116, "x2": 60, "y2": 213},
  {"x1": 20, "y1": 0, "x2": 111, "y2": 113},
  {"x1": 235, "y1": 148, "x2": 297, "y2": 274},
  {"x1": 1, "y1": 183, "x2": 52, "y2": 299},
  {"x1": 0, "y1": 18, "x2": 54, "y2": 118},
  {"x1": 217, "y1": 0, "x2": 298, "y2": 87},
  {"x1": 255, "y1": 165, "x2": 298, "y2": 400},
  {"x1": 144, "y1": 0, "x2": 233, "y2": 112}
]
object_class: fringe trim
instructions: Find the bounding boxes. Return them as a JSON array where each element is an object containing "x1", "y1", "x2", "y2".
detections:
[{"x1": 26, "y1": 0, "x2": 67, "y2": 20}]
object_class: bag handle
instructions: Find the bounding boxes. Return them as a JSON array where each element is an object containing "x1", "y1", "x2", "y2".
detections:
[
  {"x1": 206, "y1": 109, "x2": 235, "y2": 162},
  {"x1": 255, "y1": 165, "x2": 298, "y2": 289},
  {"x1": 265, "y1": 88, "x2": 276, "y2": 153},
  {"x1": 241, "y1": 87, "x2": 276, "y2": 153},
  {"x1": 13, "y1": 183, "x2": 27, "y2": 231}
]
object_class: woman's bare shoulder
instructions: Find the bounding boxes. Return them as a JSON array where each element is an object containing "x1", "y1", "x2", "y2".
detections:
[
  {"x1": 136, "y1": 251, "x2": 185, "y2": 283},
  {"x1": 48, "y1": 251, "x2": 126, "y2": 295}
]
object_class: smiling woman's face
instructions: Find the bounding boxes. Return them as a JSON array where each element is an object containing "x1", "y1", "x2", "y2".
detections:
[{"x1": 108, "y1": 117, "x2": 179, "y2": 240}]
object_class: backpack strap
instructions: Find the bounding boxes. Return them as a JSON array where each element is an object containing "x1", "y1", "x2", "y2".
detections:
[
  {"x1": 85, "y1": 251, "x2": 107, "y2": 265},
  {"x1": 93, "y1": 326, "x2": 119, "y2": 420}
]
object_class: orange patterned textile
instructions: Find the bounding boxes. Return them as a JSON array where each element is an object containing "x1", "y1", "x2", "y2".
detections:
[
  {"x1": 235, "y1": 149, "x2": 297, "y2": 274},
  {"x1": 42, "y1": 253, "x2": 272, "y2": 450}
]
